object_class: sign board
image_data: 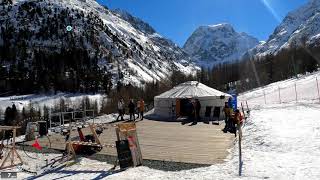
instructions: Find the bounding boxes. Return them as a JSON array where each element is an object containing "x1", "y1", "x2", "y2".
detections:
[
  {"x1": 116, "y1": 140, "x2": 133, "y2": 169},
  {"x1": 228, "y1": 89, "x2": 237, "y2": 111},
  {"x1": 231, "y1": 94, "x2": 237, "y2": 111},
  {"x1": 116, "y1": 123, "x2": 143, "y2": 167}
]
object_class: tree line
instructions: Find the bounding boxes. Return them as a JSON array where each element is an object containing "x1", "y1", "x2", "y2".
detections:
[{"x1": 197, "y1": 45, "x2": 320, "y2": 93}]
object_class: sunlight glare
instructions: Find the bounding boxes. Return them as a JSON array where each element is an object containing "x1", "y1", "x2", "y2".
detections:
[{"x1": 261, "y1": 0, "x2": 281, "y2": 22}]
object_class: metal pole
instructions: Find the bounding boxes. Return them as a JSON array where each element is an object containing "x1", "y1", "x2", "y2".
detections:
[
  {"x1": 49, "y1": 110, "x2": 52, "y2": 129},
  {"x1": 316, "y1": 77, "x2": 320, "y2": 103},
  {"x1": 241, "y1": 102, "x2": 246, "y2": 120},
  {"x1": 294, "y1": 83, "x2": 298, "y2": 103},
  {"x1": 238, "y1": 125, "x2": 242, "y2": 176},
  {"x1": 93, "y1": 110, "x2": 95, "y2": 125},
  {"x1": 263, "y1": 90, "x2": 267, "y2": 104},
  {"x1": 67, "y1": 119, "x2": 72, "y2": 160},
  {"x1": 246, "y1": 101, "x2": 249, "y2": 110},
  {"x1": 278, "y1": 86, "x2": 281, "y2": 104}
]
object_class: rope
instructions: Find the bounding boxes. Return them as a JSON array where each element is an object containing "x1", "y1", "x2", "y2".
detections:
[
  {"x1": 22, "y1": 140, "x2": 38, "y2": 160},
  {"x1": 21, "y1": 135, "x2": 52, "y2": 160}
]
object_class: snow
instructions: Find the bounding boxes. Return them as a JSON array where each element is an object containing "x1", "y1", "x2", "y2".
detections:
[
  {"x1": 0, "y1": 93, "x2": 105, "y2": 112},
  {"x1": 15, "y1": 103, "x2": 320, "y2": 179},
  {"x1": 2, "y1": 0, "x2": 198, "y2": 88},
  {"x1": 183, "y1": 23, "x2": 259, "y2": 67},
  {"x1": 238, "y1": 71, "x2": 320, "y2": 108},
  {"x1": 2, "y1": 72, "x2": 320, "y2": 179}
]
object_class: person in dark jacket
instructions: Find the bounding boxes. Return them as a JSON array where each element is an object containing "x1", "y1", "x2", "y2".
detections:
[
  {"x1": 128, "y1": 99, "x2": 136, "y2": 121},
  {"x1": 186, "y1": 99, "x2": 194, "y2": 120},
  {"x1": 231, "y1": 109, "x2": 243, "y2": 137},
  {"x1": 196, "y1": 99, "x2": 201, "y2": 119},
  {"x1": 192, "y1": 99, "x2": 201, "y2": 124},
  {"x1": 223, "y1": 102, "x2": 230, "y2": 132}
]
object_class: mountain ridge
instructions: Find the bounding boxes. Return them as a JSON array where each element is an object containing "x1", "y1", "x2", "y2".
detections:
[
  {"x1": 248, "y1": 0, "x2": 320, "y2": 58},
  {"x1": 183, "y1": 23, "x2": 259, "y2": 68}
]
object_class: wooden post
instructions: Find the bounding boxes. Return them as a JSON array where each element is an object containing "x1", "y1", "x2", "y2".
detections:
[
  {"x1": 278, "y1": 86, "x2": 281, "y2": 104},
  {"x1": 294, "y1": 83, "x2": 298, "y2": 103},
  {"x1": 263, "y1": 90, "x2": 267, "y2": 104},
  {"x1": 89, "y1": 124, "x2": 101, "y2": 145},
  {"x1": 67, "y1": 121, "x2": 73, "y2": 161},
  {"x1": 316, "y1": 77, "x2": 320, "y2": 103}
]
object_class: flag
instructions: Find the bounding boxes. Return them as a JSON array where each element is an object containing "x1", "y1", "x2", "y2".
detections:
[{"x1": 32, "y1": 139, "x2": 42, "y2": 150}]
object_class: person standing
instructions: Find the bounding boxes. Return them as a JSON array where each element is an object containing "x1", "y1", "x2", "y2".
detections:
[
  {"x1": 128, "y1": 99, "x2": 136, "y2": 121},
  {"x1": 232, "y1": 109, "x2": 243, "y2": 137},
  {"x1": 136, "y1": 100, "x2": 140, "y2": 119},
  {"x1": 223, "y1": 102, "x2": 230, "y2": 132},
  {"x1": 195, "y1": 99, "x2": 201, "y2": 121},
  {"x1": 139, "y1": 98, "x2": 145, "y2": 120},
  {"x1": 116, "y1": 98, "x2": 125, "y2": 121},
  {"x1": 191, "y1": 100, "x2": 197, "y2": 124},
  {"x1": 192, "y1": 99, "x2": 201, "y2": 125},
  {"x1": 187, "y1": 99, "x2": 194, "y2": 120}
]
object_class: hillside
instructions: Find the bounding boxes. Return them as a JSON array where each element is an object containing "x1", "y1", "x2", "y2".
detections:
[
  {"x1": 0, "y1": 0, "x2": 197, "y2": 94},
  {"x1": 249, "y1": 0, "x2": 320, "y2": 57}
]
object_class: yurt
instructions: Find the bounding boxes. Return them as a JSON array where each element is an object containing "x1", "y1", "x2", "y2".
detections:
[{"x1": 153, "y1": 81, "x2": 232, "y2": 119}]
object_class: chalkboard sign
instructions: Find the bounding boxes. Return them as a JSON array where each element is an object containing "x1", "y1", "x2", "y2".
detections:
[{"x1": 116, "y1": 140, "x2": 133, "y2": 169}]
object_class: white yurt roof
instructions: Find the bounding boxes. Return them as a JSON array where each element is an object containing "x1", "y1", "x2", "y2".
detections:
[{"x1": 155, "y1": 81, "x2": 231, "y2": 99}]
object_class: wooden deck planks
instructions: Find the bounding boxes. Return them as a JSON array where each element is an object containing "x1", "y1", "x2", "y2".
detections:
[{"x1": 23, "y1": 119, "x2": 235, "y2": 165}]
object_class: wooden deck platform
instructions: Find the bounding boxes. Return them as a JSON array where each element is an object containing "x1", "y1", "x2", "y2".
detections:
[{"x1": 23, "y1": 119, "x2": 235, "y2": 165}]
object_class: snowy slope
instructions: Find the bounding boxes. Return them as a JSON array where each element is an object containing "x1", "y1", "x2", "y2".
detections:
[
  {"x1": 249, "y1": 0, "x2": 320, "y2": 57},
  {"x1": 183, "y1": 23, "x2": 259, "y2": 68},
  {"x1": 0, "y1": 0, "x2": 198, "y2": 87},
  {"x1": 238, "y1": 71, "x2": 320, "y2": 107}
]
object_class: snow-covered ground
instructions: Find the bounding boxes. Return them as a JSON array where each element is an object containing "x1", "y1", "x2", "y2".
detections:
[
  {"x1": 239, "y1": 71, "x2": 320, "y2": 108},
  {"x1": 12, "y1": 102, "x2": 320, "y2": 179},
  {"x1": 3, "y1": 72, "x2": 320, "y2": 179}
]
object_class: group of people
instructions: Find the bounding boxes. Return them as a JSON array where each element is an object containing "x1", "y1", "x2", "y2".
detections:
[
  {"x1": 116, "y1": 98, "x2": 145, "y2": 121},
  {"x1": 223, "y1": 102, "x2": 243, "y2": 137}
]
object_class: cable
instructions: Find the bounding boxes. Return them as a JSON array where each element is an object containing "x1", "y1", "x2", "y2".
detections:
[
  {"x1": 21, "y1": 135, "x2": 52, "y2": 160},
  {"x1": 22, "y1": 140, "x2": 38, "y2": 160}
]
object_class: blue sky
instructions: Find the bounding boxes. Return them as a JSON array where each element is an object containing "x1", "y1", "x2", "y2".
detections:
[{"x1": 97, "y1": 0, "x2": 308, "y2": 47}]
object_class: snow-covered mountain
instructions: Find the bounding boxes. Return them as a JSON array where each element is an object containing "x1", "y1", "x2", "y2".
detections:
[
  {"x1": 250, "y1": 0, "x2": 320, "y2": 57},
  {"x1": 183, "y1": 23, "x2": 259, "y2": 68},
  {"x1": 0, "y1": 0, "x2": 197, "y2": 87}
]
